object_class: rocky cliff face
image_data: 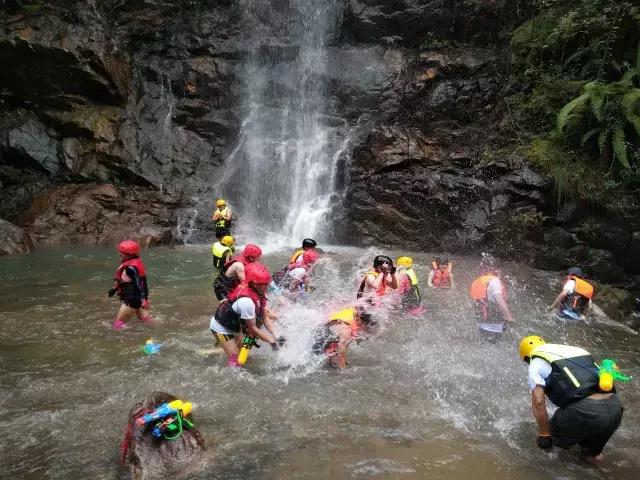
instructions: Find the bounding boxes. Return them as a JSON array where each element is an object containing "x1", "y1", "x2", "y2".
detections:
[{"x1": 0, "y1": 1, "x2": 637, "y2": 302}]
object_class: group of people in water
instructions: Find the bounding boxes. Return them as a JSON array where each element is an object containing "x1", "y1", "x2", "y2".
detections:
[{"x1": 107, "y1": 198, "x2": 625, "y2": 466}]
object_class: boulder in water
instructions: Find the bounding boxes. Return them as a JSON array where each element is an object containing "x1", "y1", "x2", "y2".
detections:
[
  {"x1": 0, "y1": 219, "x2": 34, "y2": 255},
  {"x1": 120, "y1": 391, "x2": 205, "y2": 480}
]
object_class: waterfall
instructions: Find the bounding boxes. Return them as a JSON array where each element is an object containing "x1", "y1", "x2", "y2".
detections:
[{"x1": 221, "y1": 0, "x2": 346, "y2": 244}]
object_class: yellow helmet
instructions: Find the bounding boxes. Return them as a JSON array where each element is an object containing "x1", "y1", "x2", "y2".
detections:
[
  {"x1": 216, "y1": 199, "x2": 226, "y2": 207},
  {"x1": 519, "y1": 335, "x2": 546, "y2": 362},
  {"x1": 221, "y1": 235, "x2": 235, "y2": 247},
  {"x1": 396, "y1": 256, "x2": 413, "y2": 267}
]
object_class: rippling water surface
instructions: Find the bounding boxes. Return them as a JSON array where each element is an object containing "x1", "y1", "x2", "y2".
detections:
[{"x1": 1, "y1": 245, "x2": 639, "y2": 479}]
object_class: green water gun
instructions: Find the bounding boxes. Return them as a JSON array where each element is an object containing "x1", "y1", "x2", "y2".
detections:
[{"x1": 597, "y1": 359, "x2": 631, "y2": 392}]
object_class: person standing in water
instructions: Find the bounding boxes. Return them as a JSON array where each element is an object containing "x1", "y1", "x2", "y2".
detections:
[
  {"x1": 210, "y1": 263, "x2": 281, "y2": 367},
  {"x1": 519, "y1": 335, "x2": 623, "y2": 465},
  {"x1": 427, "y1": 257, "x2": 455, "y2": 289},
  {"x1": 312, "y1": 306, "x2": 366, "y2": 369},
  {"x1": 357, "y1": 255, "x2": 399, "y2": 301},
  {"x1": 470, "y1": 263, "x2": 515, "y2": 339},
  {"x1": 396, "y1": 256, "x2": 424, "y2": 314},
  {"x1": 213, "y1": 243, "x2": 262, "y2": 301},
  {"x1": 212, "y1": 199, "x2": 232, "y2": 240},
  {"x1": 211, "y1": 235, "x2": 235, "y2": 273},
  {"x1": 285, "y1": 249, "x2": 320, "y2": 292},
  {"x1": 108, "y1": 240, "x2": 152, "y2": 330},
  {"x1": 548, "y1": 266, "x2": 594, "y2": 321}
]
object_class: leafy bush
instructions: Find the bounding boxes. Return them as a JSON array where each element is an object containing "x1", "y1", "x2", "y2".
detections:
[{"x1": 557, "y1": 48, "x2": 640, "y2": 169}]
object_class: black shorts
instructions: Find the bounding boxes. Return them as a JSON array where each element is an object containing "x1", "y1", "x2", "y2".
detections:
[
  {"x1": 215, "y1": 227, "x2": 230, "y2": 239},
  {"x1": 551, "y1": 395, "x2": 623, "y2": 456},
  {"x1": 122, "y1": 297, "x2": 142, "y2": 309}
]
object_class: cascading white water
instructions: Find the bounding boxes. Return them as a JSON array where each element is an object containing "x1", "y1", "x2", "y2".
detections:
[{"x1": 221, "y1": 0, "x2": 346, "y2": 243}]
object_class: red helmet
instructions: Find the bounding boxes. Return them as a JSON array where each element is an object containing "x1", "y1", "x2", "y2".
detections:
[
  {"x1": 243, "y1": 244, "x2": 262, "y2": 260},
  {"x1": 118, "y1": 239, "x2": 140, "y2": 256},
  {"x1": 245, "y1": 262, "x2": 272, "y2": 285},
  {"x1": 302, "y1": 249, "x2": 319, "y2": 265}
]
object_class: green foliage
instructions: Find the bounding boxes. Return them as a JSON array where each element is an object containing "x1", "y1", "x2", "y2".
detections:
[
  {"x1": 526, "y1": 138, "x2": 611, "y2": 204},
  {"x1": 556, "y1": 56, "x2": 640, "y2": 169},
  {"x1": 505, "y1": 77, "x2": 585, "y2": 133},
  {"x1": 511, "y1": 0, "x2": 640, "y2": 82}
]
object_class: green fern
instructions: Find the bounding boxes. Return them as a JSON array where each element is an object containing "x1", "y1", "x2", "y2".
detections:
[
  {"x1": 612, "y1": 125, "x2": 630, "y2": 168},
  {"x1": 623, "y1": 89, "x2": 640, "y2": 135},
  {"x1": 556, "y1": 51, "x2": 640, "y2": 170},
  {"x1": 557, "y1": 92, "x2": 589, "y2": 132}
]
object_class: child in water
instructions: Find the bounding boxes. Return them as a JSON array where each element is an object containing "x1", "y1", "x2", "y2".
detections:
[{"x1": 108, "y1": 240, "x2": 152, "y2": 329}]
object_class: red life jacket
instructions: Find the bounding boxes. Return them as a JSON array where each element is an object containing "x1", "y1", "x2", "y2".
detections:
[
  {"x1": 115, "y1": 257, "x2": 147, "y2": 283},
  {"x1": 431, "y1": 261, "x2": 452, "y2": 288},
  {"x1": 216, "y1": 284, "x2": 267, "y2": 332},
  {"x1": 223, "y1": 254, "x2": 248, "y2": 272},
  {"x1": 114, "y1": 257, "x2": 147, "y2": 299}
]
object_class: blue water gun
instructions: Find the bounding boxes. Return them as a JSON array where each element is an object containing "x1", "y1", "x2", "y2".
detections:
[
  {"x1": 135, "y1": 400, "x2": 192, "y2": 427},
  {"x1": 142, "y1": 339, "x2": 162, "y2": 355}
]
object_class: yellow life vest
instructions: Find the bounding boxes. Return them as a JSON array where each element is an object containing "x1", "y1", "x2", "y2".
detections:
[
  {"x1": 530, "y1": 344, "x2": 601, "y2": 407},
  {"x1": 289, "y1": 248, "x2": 304, "y2": 264},
  {"x1": 328, "y1": 308, "x2": 357, "y2": 326},
  {"x1": 211, "y1": 242, "x2": 232, "y2": 269},
  {"x1": 404, "y1": 267, "x2": 419, "y2": 286},
  {"x1": 215, "y1": 207, "x2": 231, "y2": 228}
]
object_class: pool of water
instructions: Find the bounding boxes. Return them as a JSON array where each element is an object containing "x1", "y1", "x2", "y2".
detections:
[{"x1": 1, "y1": 245, "x2": 638, "y2": 479}]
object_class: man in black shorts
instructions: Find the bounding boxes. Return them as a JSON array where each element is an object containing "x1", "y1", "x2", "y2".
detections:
[{"x1": 519, "y1": 336, "x2": 623, "y2": 465}]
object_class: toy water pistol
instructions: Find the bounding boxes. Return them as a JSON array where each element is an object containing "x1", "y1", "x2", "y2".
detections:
[
  {"x1": 142, "y1": 339, "x2": 162, "y2": 355},
  {"x1": 135, "y1": 399, "x2": 192, "y2": 427},
  {"x1": 237, "y1": 335, "x2": 259, "y2": 366},
  {"x1": 597, "y1": 359, "x2": 632, "y2": 392},
  {"x1": 152, "y1": 414, "x2": 194, "y2": 439}
]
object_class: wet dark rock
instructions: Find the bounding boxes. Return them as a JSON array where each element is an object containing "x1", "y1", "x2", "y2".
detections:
[
  {"x1": 122, "y1": 391, "x2": 205, "y2": 480},
  {"x1": 0, "y1": 219, "x2": 34, "y2": 255},
  {"x1": 20, "y1": 183, "x2": 178, "y2": 246}
]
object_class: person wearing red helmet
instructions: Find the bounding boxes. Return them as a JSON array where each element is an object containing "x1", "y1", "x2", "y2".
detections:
[
  {"x1": 210, "y1": 263, "x2": 282, "y2": 367},
  {"x1": 285, "y1": 249, "x2": 319, "y2": 292},
  {"x1": 212, "y1": 243, "x2": 262, "y2": 301},
  {"x1": 108, "y1": 240, "x2": 152, "y2": 330}
]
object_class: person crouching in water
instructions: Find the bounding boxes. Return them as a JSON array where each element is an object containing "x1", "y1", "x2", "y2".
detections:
[
  {"x1": 285, "y1": 249, "x2": 320, "y2": 293},
  {"x1": 395, "y1": 256, "x2": 424, "y2": 315},
  {"x1": 519, "y1": 336, "x2": 623, "y2": 465},
  {"x1": 470, "y1": 264, "x2": 515, "y2": 340},
  {"x1": 357, "y1": 255, "x2": 399, "y2": 303},
  {"x1": 312, "y1": 306, "x2": 368, "y2": 369},
  {"x1": 427, "y1": 257, "x2": 454, "y2": 289},
  {"x1": 209, "y1": 263, "x2": 281, "y2": 367},
  {"x1": 548, "y1": 266, "x2": 594, "y2": 321},
  {"x1": 213, "y1": 243, "x2": 262, "y2": 301},
  {"x1": 108, "y1": 240, "x2": 152, "y2": 330}
]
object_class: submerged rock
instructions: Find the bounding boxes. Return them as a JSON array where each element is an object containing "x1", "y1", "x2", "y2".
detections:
[{"x1": 121, "y1": 391, "x2": 205, "y2": 480}]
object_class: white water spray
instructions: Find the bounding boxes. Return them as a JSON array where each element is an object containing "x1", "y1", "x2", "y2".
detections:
[{"x1": 221, "y1": 0, "x2": 346, "y2": 244}]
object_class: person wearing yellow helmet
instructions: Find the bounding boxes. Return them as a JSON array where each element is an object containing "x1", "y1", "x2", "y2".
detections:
[
  {"x1": 312, "y1": 306, "x2": 367, "y2": 369},
  {"x1": 519, "y1": 335, "x2": 623, "y2": 464},
  {"x1": 211, "y1": 198, "x2": 232, "y2": 239},
  {"x1": 395, "y1": 256, "x2": 424, "y2": 314},
  {"x1": 211, "y1": 235, "x2": 236, "y2": 273}
]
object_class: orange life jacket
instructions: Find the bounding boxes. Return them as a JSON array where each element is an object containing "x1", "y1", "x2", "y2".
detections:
[
  {"x1": 431, "y1": 261, "x2": 452, "y2": 288},
  {"x1": 470, "y1": 274, "x2": 507, "y2": 322},
  {"x1": 561, "y1": 276, "x2": 594, "y2": 314},
  {"x1": 289, "y1": 248, "x2": 304, "y2": 264}
]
